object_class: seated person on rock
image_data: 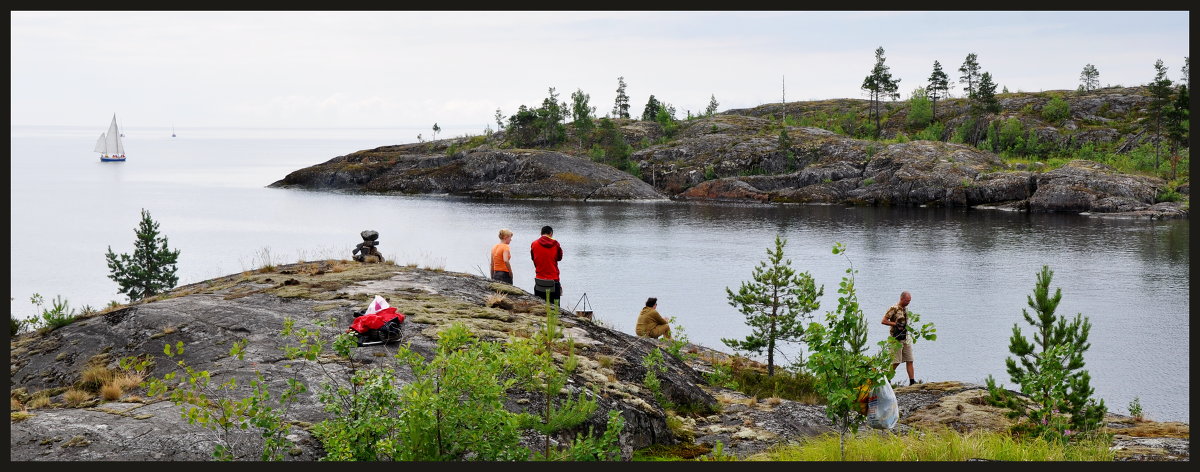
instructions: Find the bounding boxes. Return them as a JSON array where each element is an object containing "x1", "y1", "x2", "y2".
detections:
[{"x1": 635, "y1": 297, "x2": 672, "y2": 340}]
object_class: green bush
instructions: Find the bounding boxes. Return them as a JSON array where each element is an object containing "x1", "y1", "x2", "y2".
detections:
[
  {"x1": 28, "y1": 293, "x2": 77, "y2": 331},
  {"x1": 588, "y1": 144, "x2": 605, "y2": 162},
  {"x1": 907, "y1": 91, "x2": 933, "y2": 129},
  {"x1": 915, "y1": 122, "x2": 945, "y2": 141},
  {"x1": 1156, "y1": 186, "x2": 1181, "y2": 202},
  {"x1": 1042, "y1": 97, "x2": 1070, "y2": 125},
  {"x1": 951, "y1": 121, "x2": 970, "y2": 144},
  {"x1": 1128, "y1": 397, "x2": 1144, "y2": 420}
]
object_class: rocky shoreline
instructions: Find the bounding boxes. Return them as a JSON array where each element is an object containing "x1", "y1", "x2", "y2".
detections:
[{"x1": 9, "y1": 261, "x2": 1189, "y2": 461}]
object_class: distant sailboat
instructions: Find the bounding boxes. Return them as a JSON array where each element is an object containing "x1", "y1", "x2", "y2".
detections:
[
  {"x1": 94, "y1": 114, "x2": 127, "y2": 162},
  {"x1": 171, "y1": 124, "x2": 176, "y2": 138}
]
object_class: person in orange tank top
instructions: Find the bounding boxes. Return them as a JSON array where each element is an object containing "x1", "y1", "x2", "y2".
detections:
[{"x1": 490, "y1": 229, "x2": 513, "y2": 284}]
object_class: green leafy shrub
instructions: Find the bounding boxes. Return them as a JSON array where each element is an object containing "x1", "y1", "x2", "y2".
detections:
[
  {"x1": 642, "y1": 348, "x2": 671, "y2": 410},
  {"x1": 28, "y1": 293, "x2": 77, "y2": 331},
  {"x1": 144, "y1": 339, "x2": 303, "y2": 460},
  {"x1": 915, "y1": 122, "x2": 945, "y2": 141},
  {"x1": 1156, "y1": 186, "x2": 1181, "y2": 202},
  {"x1": 664, "y1": 316, "x2": 693, "y2": 361},
  {"x1": 1042, "y1": 97, "x2": 1070, "y2": 125},
  {"x1": 803, "y1": 243, "x2": 896, "y2": 459},
  {"x1": 1128, "y1": 397, "x2": 1144, "y2": 420},
  {"x1": 907, "y1": 89, "x2": 933, "y2": 129}
]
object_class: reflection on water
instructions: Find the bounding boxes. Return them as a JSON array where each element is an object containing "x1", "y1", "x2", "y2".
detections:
[{"x1": 9, "y1": 127, "x2": 1189, "y2": 422}]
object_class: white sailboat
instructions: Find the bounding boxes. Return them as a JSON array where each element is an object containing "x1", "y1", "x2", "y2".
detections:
[
  {"x1": 171, "y1": 124, "x2": 176, "y2": 138},
  {"x1": 94, "y1": 114, "x2": 126, "y2": 162}
]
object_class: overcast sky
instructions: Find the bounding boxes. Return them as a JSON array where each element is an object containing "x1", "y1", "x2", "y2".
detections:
[{"x1": 10, "y1": 11, "x2": 1190, "y2": 132}]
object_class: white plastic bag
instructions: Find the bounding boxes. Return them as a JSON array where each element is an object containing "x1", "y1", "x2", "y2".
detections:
[
  {"x1": 866, "y1": 381, "x2": 898, "y2": 429},
  {"x1": 365, "y1": 295, "x2": 390, "y2": 315}
]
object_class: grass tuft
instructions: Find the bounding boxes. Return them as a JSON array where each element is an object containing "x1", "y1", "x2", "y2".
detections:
[
  {"x1": 80, "y1": 365, "x2": 115, "y2": 391},
  {"x1": 26, "y1": 392, "x2": 51, "y2": 409},
  {"x1": 100, "y1": 383, "x2": 122, "y2": 401},
  {"x1": 63, "y1": 389, "x2": 93, "y2": 406}
]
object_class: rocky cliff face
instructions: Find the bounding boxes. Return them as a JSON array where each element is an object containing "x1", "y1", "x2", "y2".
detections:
[
  {"x1": 270, "y1": 143, "x2": 666, "y2": 201},
  {"x1": 9, "y1": 261, "x2": 1188, "y2": 461}
]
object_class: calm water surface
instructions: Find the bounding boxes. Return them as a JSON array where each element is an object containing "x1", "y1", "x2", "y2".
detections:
[{"x1": 9, "y1": 125, "x2": 1190, "y2": 422}]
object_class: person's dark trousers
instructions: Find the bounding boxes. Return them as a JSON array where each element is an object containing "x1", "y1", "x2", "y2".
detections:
[
  {"x1": 534, "y1": 280, "x2": 562, "y2": 308},
  {"x1": 491, "y1": 271, "x2": 513, "y2": 284}
]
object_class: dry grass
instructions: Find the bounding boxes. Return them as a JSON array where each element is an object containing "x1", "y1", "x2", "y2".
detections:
[
  {"x1": 484, "y1": 292, "x2": 508, "y2": 306},
  {"x1": 80, "y1": 364, "x2": 115, "y2": 391},
  {"x1": 26, "y1": 392, "x2": 51, "y2": 409},
  {"x1": 255, "y1": 246, "x2": 277, "y2": 271},
  {"x1": 107, "y1": 372, "x2": 145, "y2": 393},
  {"x1": 765, "y1": 396, "x2": 783, "y2": 406},
  {"x1": 596, "y1": 355, "x2": 615, "y2": 369},
  {"x1": 717, "y1": 394, "x2": 758, "y2": 407},
  {"x1": 11, "y1": 411, "x2": 34, "y2": 422},
  {"x1": 63, "y1": 389, "x2": 93, "y2": 406},
  {"x1": 99, "y1": 383, "x2": 123, "y2": 401},
  {"x1": 11, "y1": 397, "x2": 24, "y2": 410},
  {"x1": 149, "y1": 325, "x2": 178, "y2": 339},
  {"x1": 1106, "y1": 419, "x2": 1190, "y2": 439}
]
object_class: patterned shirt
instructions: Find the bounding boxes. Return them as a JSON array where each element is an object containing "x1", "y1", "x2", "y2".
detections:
[{"x1": 885, "y1": 303, "x2": 910, "y2": 345}]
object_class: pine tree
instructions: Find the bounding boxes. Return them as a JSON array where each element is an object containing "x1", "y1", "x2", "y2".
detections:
[
  {"x1": 641, "y1": 95, "x2": 663, "y2": 121},
  {"x1": 927, "y1": 60, "x2": 950, "y2": 121},
  {"x1": 722, "y1": 235, "x2": 823, "y2": 376},
  {"x1": 861, "y1": 46, "x2": 901, "y2": 139},
  {"x1": 985, "y1": 265, "x2": 1107, "y2": 441},
  {"x1": 612, "y1": 76, "x2": 630, "y2": 119},
  {"x1": 431, "y1": 122, "x2": 440, "y2": 140},
  {"x1": 105, "y1": 209, "x2": 181, "y2": 302},
  {"x1": 494, "y1": 108, "x2": 505, "y2": 132},
  {"x1": 1079, "y1": 64, "x2": 1100, "y2": 92},
  {"x1": 959, "y1": 53, "x2": 981, "y2": 99},
  {"x1": 1148, "y1": 59, "x2": 1174, "y2": 175},
  {"x1": 974, "y1": 71, "x2": 1000, "y2": 114},
  {"x1": 705, "y1": 94, "x2": 719, "y2": 116}
]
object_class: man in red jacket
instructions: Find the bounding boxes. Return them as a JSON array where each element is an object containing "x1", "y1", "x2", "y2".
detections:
[{"x1": 530, "y1": 225, "x2": 563, "y2": 307}]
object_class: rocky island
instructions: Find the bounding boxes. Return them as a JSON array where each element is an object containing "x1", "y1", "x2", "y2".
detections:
[
  {"x1": 9, "y1": 260, "x2": 1189, "y2": 461},
  {"x1": 270, "y1": 86, "x2": 1187, "y2": 219}
]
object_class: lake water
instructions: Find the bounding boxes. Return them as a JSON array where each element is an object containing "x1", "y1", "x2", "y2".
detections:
[{"x1": 9, "y1": 125, "x2": 1190, "y2": 423}]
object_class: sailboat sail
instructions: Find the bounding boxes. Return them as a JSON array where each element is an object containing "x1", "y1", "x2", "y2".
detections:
[
  {"x1": 105, "y1": 115, "x2": 124, "y2": 155},
  {"x1": 93, "y1": 133, "x2": 108, "y2": 153}
]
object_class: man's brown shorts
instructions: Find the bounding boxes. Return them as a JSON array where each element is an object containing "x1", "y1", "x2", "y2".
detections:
[{"x1": 891, "y1": 342, "x2": 913, "y2": 363}]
